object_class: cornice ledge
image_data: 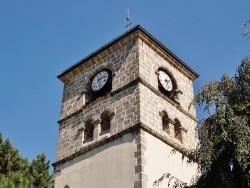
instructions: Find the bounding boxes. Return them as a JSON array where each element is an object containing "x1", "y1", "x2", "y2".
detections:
[
  {"x1": 52, "y1": 122, "x2": 191, "y2": 168},
  {"x1": 137, "y1": 31, "x2": 198, "y2": 81},
  {"x1": 57, "y1": 77, "x2": 197, "y2": 125},
  {"x1": 138, "y1": 78, "x2": 198, "y2": 122},
  {"x1": 52, "y1": 123, "x2": 142, "y2": 168},
  {"x1": 139, "y1": 123, "x2": 188, "y2": 156},
  {"x1": 57, "y1": 78, "x2": 140, "y2": 124}
]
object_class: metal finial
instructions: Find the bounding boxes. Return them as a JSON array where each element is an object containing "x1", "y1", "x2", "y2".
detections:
[{"x1": 125, "y1": 9, "x2": 132, "y2": 31}]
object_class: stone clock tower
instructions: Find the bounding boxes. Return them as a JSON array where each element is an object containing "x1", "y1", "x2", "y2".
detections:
[{"x1": 52, "y1": 25, "x2": 199, "y2": 188}]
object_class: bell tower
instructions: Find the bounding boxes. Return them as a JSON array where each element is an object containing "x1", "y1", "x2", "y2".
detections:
[{"x1": 52, "y1": 25, "x2": 199, "y2": 188}]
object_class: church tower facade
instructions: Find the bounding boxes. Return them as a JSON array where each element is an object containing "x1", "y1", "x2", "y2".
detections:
[{"x1": 53, "y1": 25, "x2": 199, "y2": 188}]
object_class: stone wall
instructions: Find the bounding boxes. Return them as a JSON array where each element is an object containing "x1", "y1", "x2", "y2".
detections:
[
  {"x1": 138, "y1": 38, "x2": 198, "y2": 149},
  {"x1": 56, "y1": 83, "x2": 140, "y2": 161},
  {"x1": 138, "y1": 38, "x2": 196, "y2": 116},
  {"x1": 54, "y1": 28, "x2": 199, "y2": 188},
  {"x1": 56, "y1": 39, "x2": 140, "y2": 161},
  {"x1": 144, "y1": 130, "x2": 197, "y2": 187},
  {"x1": 56, "y1": 35, "x2": 198, "y2": 161},
  {"x1": 54, "y1": 132, "x2": 138, "y2": 188},
  {"x1": 139, "y1": 84, "x2": 197, "y2": 149},
  {"x1": 59, "y1": 39, "x2": 139, "y2": 119}
]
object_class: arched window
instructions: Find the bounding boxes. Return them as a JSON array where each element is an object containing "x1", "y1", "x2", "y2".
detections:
[
  {"x1": 162, "y1": 111, "x2": 170, "y2": 135},
  {"x1": 100, "y1": 111, "x2": 111, "y2": 135},
  {"x1": 84, "y1": 120, "x2": 94, "y2": 142},
  {"x1": 174, "y1": 119, "x2": 182, "y2": 143}
]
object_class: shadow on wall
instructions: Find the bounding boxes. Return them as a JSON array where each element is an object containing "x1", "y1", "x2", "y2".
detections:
[{"x1": 59, "y1": 131, "x2": 136, "y2": 171}]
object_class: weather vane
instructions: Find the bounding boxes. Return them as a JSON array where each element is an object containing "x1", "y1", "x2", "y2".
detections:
[{"x1": 125, "y1": 9, "x2": 132, "y2": 31}]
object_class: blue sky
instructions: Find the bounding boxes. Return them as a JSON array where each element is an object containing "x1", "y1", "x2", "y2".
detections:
[{"x1": 0, "y1": 1, "x2": 249, "y2": 170}]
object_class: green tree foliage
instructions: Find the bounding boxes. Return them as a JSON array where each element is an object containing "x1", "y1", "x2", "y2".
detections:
[
  {"x1": 243, "y1": 21, "x2": 250, "y2": 38},
  {"x1": 0, "y1": 133, "x2": 53, "y2": 188},
  {"x1": 186, "y1": 57, "x2": 250, "y2": 188}
]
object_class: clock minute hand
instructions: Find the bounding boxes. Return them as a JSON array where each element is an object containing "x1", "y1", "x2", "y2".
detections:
[{"x1": 99, "y1": 75, "x2": 107, "y2": 81}]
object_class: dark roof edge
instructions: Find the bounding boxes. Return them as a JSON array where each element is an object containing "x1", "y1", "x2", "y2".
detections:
[
  {"x1": 57, "y1": 25, "x2": 142, "y2": 79},
  {"x1": 57, "y1": 25, "x2": 199, "y2": 79},
  {"x1": 138, "y1": 26, "x2": 199, "y2": 78}
]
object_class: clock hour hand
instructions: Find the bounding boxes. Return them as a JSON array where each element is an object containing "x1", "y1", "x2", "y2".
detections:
[
  {"x1": 97, "y1": 75, "x2": 108, "y2": 82},
  {"x1": 165, "y1": 79, "x2": 170, "y2": 83}
]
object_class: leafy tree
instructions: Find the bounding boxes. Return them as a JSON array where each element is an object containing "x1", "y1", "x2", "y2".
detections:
[
  {"x1": 29, "y1": 154, "x2": 53, "y2": 188},
  {"x1": 155, "y1": 21, "x2": 250, "y2": 188},
  {"x1": 0, "y1": 133, "x2": 53, "y2": 188},
  {"x1": 185, "y1": 57, "x2": 250, "y2": 188},
  {"x1": 154, "y1": 58, "x2": 250, "y2": 188},
  {"x1": 243, "y1": 21, "x2": 250, "y2": 38}
]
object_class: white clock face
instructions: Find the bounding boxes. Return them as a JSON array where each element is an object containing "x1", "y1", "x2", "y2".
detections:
[
  {"x1": 158, "y1": 70, "x2": 173, "y2": 92},
  {"x1": 91, "y1": 71, "x2": 109, "y2": 92}
]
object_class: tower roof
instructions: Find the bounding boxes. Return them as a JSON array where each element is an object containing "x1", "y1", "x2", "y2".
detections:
[{"x1": 57, "y1": 25, "x2": 199, "y2": 81}]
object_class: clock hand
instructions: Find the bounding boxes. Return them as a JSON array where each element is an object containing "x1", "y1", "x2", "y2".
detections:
[{"x1": 98, "y1": 76, "x2": 108, "y2": 83}]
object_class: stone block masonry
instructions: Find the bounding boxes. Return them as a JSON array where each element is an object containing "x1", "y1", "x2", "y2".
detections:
[
  {"x1": 56, "y1": 84, "x2": 140, "y2": 161},
  {"x1": 55, "y1": 28, "x2": 198, "y2": 162},
  {"x1": 56, "y1": 37, "x2": 141, "y2": 161},
  {"x1": 59, "y1": 39, "x2": 139, "y2": 120},
  {"x1": 54, "y1": 26, "x2": 199, "y2": 188}
]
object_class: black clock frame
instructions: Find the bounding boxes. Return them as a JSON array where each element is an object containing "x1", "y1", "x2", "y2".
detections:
[
  {"x1": 158, "y1": 68, "x2": 177, "y2": 97},
  {"x1": 90, "y1": 69, "x2": 112, "y2": 99},
  {"x1": 91, "y1": 70, "x2": 110, "y2": 92}
]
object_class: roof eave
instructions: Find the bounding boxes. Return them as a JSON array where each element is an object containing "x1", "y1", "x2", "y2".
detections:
[{"x1": 57, "y1": 25, "x2": 199, "y2": 81}]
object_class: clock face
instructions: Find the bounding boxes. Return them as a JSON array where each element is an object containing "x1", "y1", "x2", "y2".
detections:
[
  {"x1": 158, "y1": 70, "x2": 173, "y2": 92},
  {"x1": 91, "y1": 70, "x2": 109, "y2": 92}
]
